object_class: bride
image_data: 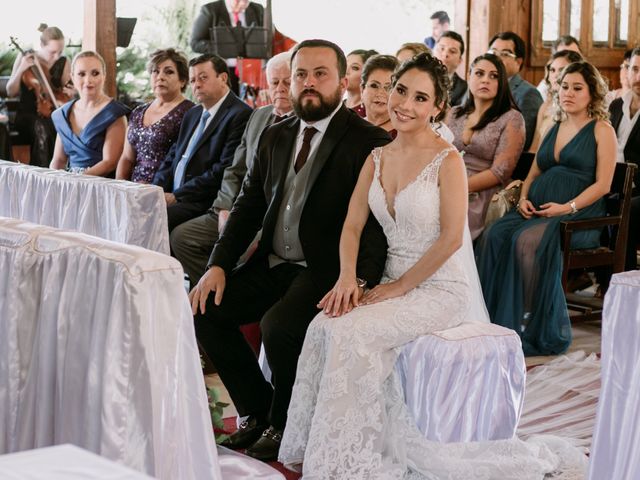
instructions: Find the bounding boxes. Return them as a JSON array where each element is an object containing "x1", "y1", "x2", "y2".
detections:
[{"x1": 278, "y1": 52, "x2": 586, "y2": 479}]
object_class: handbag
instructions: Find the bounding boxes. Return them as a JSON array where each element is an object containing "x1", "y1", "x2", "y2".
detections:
[{"x1": 484, "y1": 180, "x2": 523, "y2": 228}]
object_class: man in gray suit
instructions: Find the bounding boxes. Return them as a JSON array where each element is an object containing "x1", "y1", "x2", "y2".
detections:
[
  {"x1": 489, "y1": 31, "x2": 543, "y2": 151},
  {"x1": 171, "y1": 51, "x2": 293, "y2": 284}
]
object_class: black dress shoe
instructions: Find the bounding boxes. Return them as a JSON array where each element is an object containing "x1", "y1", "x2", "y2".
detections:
[
  {"x1": 245, "y1": 426, "x2": 283, "y2": 461},
  {"x1": 220, "y1": 415, "x2": 269, "y2": 450}
]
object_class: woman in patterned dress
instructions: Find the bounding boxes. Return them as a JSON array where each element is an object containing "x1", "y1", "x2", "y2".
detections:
[{"x1": 116, "y1": 48, "x2": 193, "y2": 183}]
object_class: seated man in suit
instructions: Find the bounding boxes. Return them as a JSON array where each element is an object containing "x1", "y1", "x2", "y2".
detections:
[
  {"x1": 434, "y1": 30, "x2": 467, "y2": 106},
  {"x1": 610, "y1": 47, "x2": 640, "y2": 270},
  {"x1": 489, "y1": 31, "x2": 543, "y2": 151},
  {"x1": 189, "y1": 39, "x2": 391, "y2": 461},
  {"x1": 171, "y1": 51, "x2": 294, "y2": 285},
  {"x1": 153, "y1": 53, "x2": 251, "y2": 231}
]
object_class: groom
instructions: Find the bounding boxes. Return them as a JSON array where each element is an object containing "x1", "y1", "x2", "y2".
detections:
[{"x1": 189, "y1": 39, "x2": 390, "y2": 461}]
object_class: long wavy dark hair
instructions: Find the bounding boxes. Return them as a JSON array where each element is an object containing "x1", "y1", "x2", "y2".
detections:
[
  {"x1": 455, "y1": 53, "x2": 518, "y2": 131},
  {"x1": 391, "y1": 51, "x2": 450, "y2": 123}
]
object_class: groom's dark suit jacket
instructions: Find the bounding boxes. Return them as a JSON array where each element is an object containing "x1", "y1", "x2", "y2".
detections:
[{"x1": 209, "y1": 105, "x2": 391, "y2": 292}]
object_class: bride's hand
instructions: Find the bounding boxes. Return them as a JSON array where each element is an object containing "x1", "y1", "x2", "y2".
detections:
[
  {"x1": 361, "y1": 281, "x2": 406, "y2": 305},
  {"x1": 317, "y1": 276, "x2": 362, "y2": 317}
]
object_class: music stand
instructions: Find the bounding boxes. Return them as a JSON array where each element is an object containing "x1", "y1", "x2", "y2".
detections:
[{"x1": 207, "y1": 25, "x2": 272, "y2": 59}]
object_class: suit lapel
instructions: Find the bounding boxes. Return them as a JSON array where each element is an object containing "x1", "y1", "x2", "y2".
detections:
[
  {"x1": 214, "y1": 1, "x2": 232, "y2": 25},
  {"x1": 307, "y1": 106, "x2": 350, "y2": 187},
  {"x1": 175, "y1": 108, "x2": 201, "y2": 164},
  {"x1": 262, "y1": 118, "x2": 298, "y2": 232},
  {"x1": 189, "y1": 94, "x2": 234, "y2": 160},
  {"x1": 610, "y1": 100, "x2": 623, "y2": 131},
  {"x1": 509, "y1": 74, "x2": 523, "y2": 92},
  {"x1": 245, "y1": 4, "x2": 260, "y2": 26},
  {"x1": 627, "y1": 112, "x2": 640, "y2": 153}
]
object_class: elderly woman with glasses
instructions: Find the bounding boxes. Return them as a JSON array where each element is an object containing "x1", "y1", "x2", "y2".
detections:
[{"x1": 361, "y1": 55, "x2": 398, "y2": 137}]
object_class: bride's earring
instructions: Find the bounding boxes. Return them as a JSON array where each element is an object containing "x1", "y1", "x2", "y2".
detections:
[{"x1": 429, "y1": 112, "x2": 441, "y2": 137}]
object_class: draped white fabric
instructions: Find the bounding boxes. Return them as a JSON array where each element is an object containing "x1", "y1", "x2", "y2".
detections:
[
  {"x1": 588, "y1": 271, "x2": 640, "y2": 480},
  {"x1": 0, "y1": 217, "x2": 219, "y2": 480},
  {"x1": 262, "y1": 322, "x2": 524, "y2": 443},
  {"x1": 397, "y1": 322, "x2": 525, "y2": 442},
  {"x1": 519, "y1": 351, "x2": 600, "y2": 451},
  {"x1": 0, "y1": 444, "x2": 155, "y2": 479},
  {"x1": 217, "y1": 446, "x2": 285, "y2": 479},
  {"x1": 0, "y1": 160, "x2": 169, "y2": 254}
]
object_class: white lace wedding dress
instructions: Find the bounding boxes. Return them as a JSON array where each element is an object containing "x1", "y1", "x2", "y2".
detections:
[{"x1": 279, "y1": 147, "x2": 587, "y2": 479}]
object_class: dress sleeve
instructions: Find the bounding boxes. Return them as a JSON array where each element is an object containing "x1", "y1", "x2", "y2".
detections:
[{"x1": 489, "y1": 110, "x2": 525, "y2": 185}]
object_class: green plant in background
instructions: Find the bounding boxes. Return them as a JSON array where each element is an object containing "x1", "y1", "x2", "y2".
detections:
[
  {"x1": 114, "y1": 0, "x2": 197, "y2": 104},
  {"x1": 207, "y1": 386, "x2": 230, "y2": 444},
  {"x1": 156, "y1": 0, "x2": 198, "y2": 53},
  {"x1": 0, "y1": 46, "x2": 18, "y2": 76},
  {"x1": 116, "y1": 45, "x2": 150, "y2": 106}
]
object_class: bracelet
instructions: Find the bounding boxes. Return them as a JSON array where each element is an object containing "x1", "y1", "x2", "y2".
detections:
[
  {"x1": 569, "y1": 201, "x2": 578, "y2": 215},
  {"x1": 517, "y1": 197, "x2": 527, "y2": 205}
]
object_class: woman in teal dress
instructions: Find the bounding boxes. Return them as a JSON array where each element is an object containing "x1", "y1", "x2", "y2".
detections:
[
  {"x1": 476, "y1": 61, "x2": 617, "y2": 356},
  {"x1": 51, "y1": 51, "x2": 129, "y2": 176}
]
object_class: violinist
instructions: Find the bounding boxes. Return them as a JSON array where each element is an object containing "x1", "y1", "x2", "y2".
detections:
[
  {"x1": 6, "y1": 25, "x2": 72, "y2": 167},
  {"x1": 50, "y1": 51, "x2": 129, "y2": 176}
]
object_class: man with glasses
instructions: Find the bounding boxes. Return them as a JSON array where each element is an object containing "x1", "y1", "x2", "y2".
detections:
[{"x1": 488, "y1": 31, "x2": 543, "y2": 151}]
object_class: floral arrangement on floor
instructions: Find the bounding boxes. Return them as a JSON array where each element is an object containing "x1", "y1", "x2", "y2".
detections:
[
  {"x1": 207, "y1": 386, "x2": 230, "y2": 444},
  {"x1": 202, "y1": 355, "x2": 231, "y2": 444}
]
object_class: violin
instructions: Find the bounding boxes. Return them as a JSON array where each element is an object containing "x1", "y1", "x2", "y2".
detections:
[{"x1": 9, "y1": 36, "x2": 70, "y2": 118}]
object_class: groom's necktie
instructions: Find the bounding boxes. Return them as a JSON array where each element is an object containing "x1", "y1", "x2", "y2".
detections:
[
  {"x1": 294, "y1": 127, "x2": 318, "y2": 173},
  {"x1": 173, "y1": 110, "x2": 211, "y2": 191}
]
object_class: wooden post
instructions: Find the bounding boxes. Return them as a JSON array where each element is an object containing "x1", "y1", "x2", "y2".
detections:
[
  {"x1": 83, "y1": 0, "x2": 117, "y2": 97},
  {"x1": 466, "y1": 0, "x2": 535, "y2": 82}
]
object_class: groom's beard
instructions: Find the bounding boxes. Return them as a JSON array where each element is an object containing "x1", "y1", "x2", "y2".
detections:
[{"x1": 292, "y1": 86, "x2": 342, "y2": 122}]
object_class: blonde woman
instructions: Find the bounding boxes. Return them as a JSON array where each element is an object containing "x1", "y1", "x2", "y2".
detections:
[{"x1": 51, "y1": 51, "x2": 129, "y2": 176}]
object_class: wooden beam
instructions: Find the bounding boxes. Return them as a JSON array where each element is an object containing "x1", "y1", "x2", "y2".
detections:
[
  {"x1": 467, "y1": 0, "x2": 536, "y2": 82},
  {"x1": 83, "y1": 0, "x2": 117, "y2": 97}
]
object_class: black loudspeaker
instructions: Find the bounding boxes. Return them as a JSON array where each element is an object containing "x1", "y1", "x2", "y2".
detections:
[{"x1": 117, "y1": 17, "x2": 137, "y2": 48}]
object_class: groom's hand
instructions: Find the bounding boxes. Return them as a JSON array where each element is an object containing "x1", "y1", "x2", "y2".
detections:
[{"x1": 189, "y1": 266, "x2": 226, "y2": 315}]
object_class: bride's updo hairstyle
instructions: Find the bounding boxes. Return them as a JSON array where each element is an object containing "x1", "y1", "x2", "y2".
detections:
[{"x1": 392, "y1": 52, "x2": 450, "y2": 122}]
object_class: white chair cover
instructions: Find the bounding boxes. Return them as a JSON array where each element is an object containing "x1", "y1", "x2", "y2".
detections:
[
  {"x1": 0, "y1": 160, "x2": 169, "y2": 254},
  {"x1": 588, "y1": 271, "x2": 640, "y2": 479},
  {"x1": 0, "y1": 444, "x2": 155, "y2": 479},
  {"x1": 397, "y1": 322, "x2": 525, "y2": 442},
  {"x1": 0, "y1": 217, "x2": 219, "y2": 480},
  {"x1": 260, "y1": 322, "x2": 525, "y2": 443}
]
